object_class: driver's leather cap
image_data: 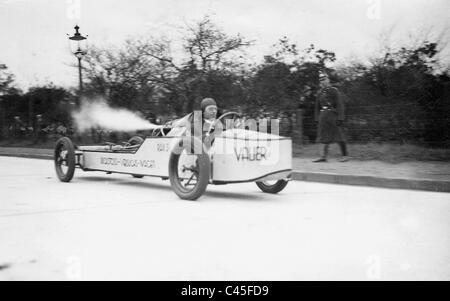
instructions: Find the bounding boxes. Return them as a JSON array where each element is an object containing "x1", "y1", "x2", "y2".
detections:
[{"x1": 200, "y1": 98, "x2": 217, "y2": 111}]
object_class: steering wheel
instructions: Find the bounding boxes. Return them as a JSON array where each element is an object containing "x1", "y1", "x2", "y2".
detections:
[
  {"x1": 207, "y1": 111, "x2": 242, "y2": 135},
  {"x1": 151, "y1": 124, "x2": 168, "y2": 137}
]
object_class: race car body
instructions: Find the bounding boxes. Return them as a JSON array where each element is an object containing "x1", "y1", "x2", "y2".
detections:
[{"x1": 54, "y1": 112, "x2": 292, "y2": 200}]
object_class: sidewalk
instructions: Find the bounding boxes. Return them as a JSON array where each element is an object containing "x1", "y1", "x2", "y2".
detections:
[
  {"x1": 0, "y1": 147, "x2": 53, "y2": 160},
  {"x1": 1, "y1": 147, "x2": 449, "y2": 192},
  {"x1": 292, "y1": 158, "x2": 450, "y2": 192}
]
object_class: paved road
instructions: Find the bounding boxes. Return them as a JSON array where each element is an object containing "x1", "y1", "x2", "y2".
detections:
[{"x1": 0, "y1": 156, "x2": 449, "y2": 280}]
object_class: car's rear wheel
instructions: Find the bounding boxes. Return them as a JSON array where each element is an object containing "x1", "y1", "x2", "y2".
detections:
[
  {"x1": 169, "y1": 137, "x2": 210, "y2": 200},
  {"x1": 256, "y1": 180, "x2": 288, "y2": 194},
  {"x1": 54, "y1": 137, "x2": 76, "y2": 182}
]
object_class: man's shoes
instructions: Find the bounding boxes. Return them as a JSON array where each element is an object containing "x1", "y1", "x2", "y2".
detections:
[
  {"x1": 339, "y1": 156, "x2": 350, "y2": 162},
  {"x1": 312, "y1": 158, "x2": 327, "y2": 163}
]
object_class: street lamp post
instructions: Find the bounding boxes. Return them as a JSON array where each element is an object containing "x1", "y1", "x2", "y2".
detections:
[
  {"x1": 68, "y1": 25, "x2": 87, "y2": 106},
  {"x1": 0, "y1": 92, "x2": 4, "y2": 140},
  {"x1": 0, "y1": 64, "x2": 6, "y2": 140}
]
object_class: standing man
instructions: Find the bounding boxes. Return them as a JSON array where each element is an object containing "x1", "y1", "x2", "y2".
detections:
[{"x1": 313, "y1": 72, "x2": 349, "y2": 162}]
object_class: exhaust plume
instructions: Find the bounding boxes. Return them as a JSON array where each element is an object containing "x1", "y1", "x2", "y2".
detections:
[{"x1": 72, "y1": 98, "x2": 160, "y2": 132}]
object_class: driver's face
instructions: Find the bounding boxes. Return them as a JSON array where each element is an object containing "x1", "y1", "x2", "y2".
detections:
[{"x1": 204, "y1": 105, "x2": 218, "y2": 120}]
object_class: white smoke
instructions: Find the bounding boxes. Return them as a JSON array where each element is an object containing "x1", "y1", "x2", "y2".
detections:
[{"x1": 71, "y1": 98, "x2": 160, "y2": 132}]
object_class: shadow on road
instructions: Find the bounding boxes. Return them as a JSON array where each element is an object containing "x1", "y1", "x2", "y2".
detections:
[
  {"x1": 75, "y1": 176, "x2": 125, "y2": 183},
  {"x1": 76, "y1": 176, "x2": 271, "y2": 201},
  {"x1": 203, "y1": 190, "x2": 268, "y2": 201},
  {"x1": 114, "y1": 179, "x2": 173, "y2": 192}
]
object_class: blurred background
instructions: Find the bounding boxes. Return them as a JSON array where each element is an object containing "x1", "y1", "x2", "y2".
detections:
[{"x1": 0, "y1": 0, "x2": 449, "y2": 161}]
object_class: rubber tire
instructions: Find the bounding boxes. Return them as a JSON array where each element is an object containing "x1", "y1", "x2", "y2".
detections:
[
  {"x1": 256, "y1": 180, "x2": 288, "y2": 194},
  {"x1": 168, "y1": 137, "x2": 210, "y2": 200},
  {"x1": 54, "y1": 137, "x2": 76, "y2": 182}
]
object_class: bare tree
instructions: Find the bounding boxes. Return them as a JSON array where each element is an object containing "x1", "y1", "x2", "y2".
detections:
[
  {"x1": 184, "y1": 16, "x2": 253, "y2": 72},
  {"x1": 83, "y1": 16, "x2": 253, "y2": 114}
]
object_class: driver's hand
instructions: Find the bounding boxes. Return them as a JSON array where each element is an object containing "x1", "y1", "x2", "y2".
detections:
[{"x1": 234, "y1": 118, "x2": 243, "y2": 129}]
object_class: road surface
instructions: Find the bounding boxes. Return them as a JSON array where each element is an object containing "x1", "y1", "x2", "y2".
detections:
[{"x1": 0, "y1": 156, "x2": 449, "y2": 280}]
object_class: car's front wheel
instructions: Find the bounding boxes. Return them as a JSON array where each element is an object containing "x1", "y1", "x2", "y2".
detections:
[{"x1": 168, "y1": 137, "x2": 210, "y2": 200}]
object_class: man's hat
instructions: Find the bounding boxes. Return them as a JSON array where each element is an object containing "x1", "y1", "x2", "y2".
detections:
[{"x1": 201, "y1": 97, "x2": 217, "y2": 111}]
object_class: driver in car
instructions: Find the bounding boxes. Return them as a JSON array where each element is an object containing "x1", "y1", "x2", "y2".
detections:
[
  {"x1": 189, "y1": 98, "x2": 221, "y2": 149},
  {"x1": 170, "y1": 97, "x2": 219, "y2": 135},
  {"x1": 198, "y1": 97, "x2": 218, "y2": 134}
]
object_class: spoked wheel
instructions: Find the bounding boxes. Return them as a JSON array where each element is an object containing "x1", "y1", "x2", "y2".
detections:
[
  {"x1": 54, "y1": 137, "x2": 76, "y2": 182},
  {"x1": 169, "y1": 137, "x2": 210, "y2": 200},
  {"x1": 256, "y1": 179, "x2": 288, "y2": 194}
]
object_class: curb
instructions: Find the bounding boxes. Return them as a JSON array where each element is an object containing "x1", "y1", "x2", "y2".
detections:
[
  {"x1": 0, "y1": 153, "x2": 53, "y2": 160},
  {"x1": 291, "y1": 172, "x2": 450, "y2": 193},
  {"x1": 1, "y1": 152, "x2": 449, "y2": 193}
]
